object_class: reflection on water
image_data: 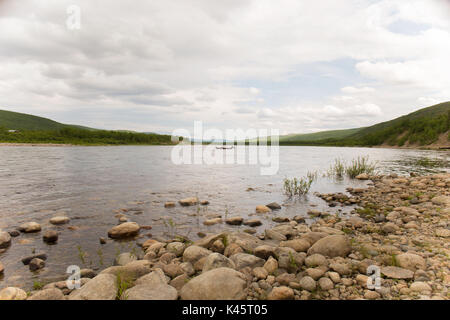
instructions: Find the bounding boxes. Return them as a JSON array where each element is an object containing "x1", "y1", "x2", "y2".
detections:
[{"x1": 0, "y1": 146, "x2": 448, "y2": 288}]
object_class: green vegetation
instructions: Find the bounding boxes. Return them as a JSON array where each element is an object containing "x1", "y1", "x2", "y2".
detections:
[
  {"x1": 116, "y1": 272, "x2": 133, "y2": 300},
  {"x1": 327, "y1": 156, "x2": 377, "y2": 179},
  {"x1": 278, "y1": 102, "x2": 450, "y2": 147},
  {"x1": 0, "y1": 126, "x2": 173, "y2": 145},
  {"x1": 0, "y1": 109, "x2": 92, "y2": 131},
  {"x1": 33, "y1": 280, "x2": 44, "y2": 290},
  {"x1": 283, "y1": 175, "x2": 314, "y2": 196},
  {"x1": 345, "y1": 156, "x2": 377, "y2": 178},
  {"x1": 280, "y1": 127, "x2": 362, "y2": 143},
  {"x1": 0, "y1": 109, "x2": 174, "y2": 145}
]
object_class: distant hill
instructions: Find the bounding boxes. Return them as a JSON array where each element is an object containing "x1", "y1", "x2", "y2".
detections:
[
  {"x1": 280, "y1": 128, "x2": 362, "y2": 143},
  {"x1": 0, "y1": 109, "x2": 172, "y2": 145},
  {"x1": 0, "y1": 109, "x2": 95, "y2": 131},
  {"x1": 279, "y1": 102, "x2": 450, "y2": 148}
]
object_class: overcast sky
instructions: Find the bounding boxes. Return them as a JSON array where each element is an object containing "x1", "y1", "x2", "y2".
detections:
[{"x1": 0, "y1": 0, "x2": 449, "y2": 134}]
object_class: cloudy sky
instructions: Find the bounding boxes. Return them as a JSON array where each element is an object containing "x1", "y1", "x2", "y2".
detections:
[{"x1": 0, "y1": 0, "x2": 449, "y2": 135}]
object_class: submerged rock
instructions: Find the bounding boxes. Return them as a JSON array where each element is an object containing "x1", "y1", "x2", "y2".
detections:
[
  {"x1": 179, "y1": 197, "x2": 199, "y2": 206},
  {"x1": 107, "y1": 222, "x2": 140, "y2": 239},
  {"x1": 256, "y1": 205, "x2": 271, "y2": 213},
  {"x1": 0, "y1": 231, "x2": 11, "y2": 249},
  {"x1": 18, "y1": 222, "x2": 41, "y2": 233}
]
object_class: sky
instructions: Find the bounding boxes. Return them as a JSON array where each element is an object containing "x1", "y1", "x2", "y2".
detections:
[{"x1": 0, "y1": 0, "x2": 449, "y2": 135}]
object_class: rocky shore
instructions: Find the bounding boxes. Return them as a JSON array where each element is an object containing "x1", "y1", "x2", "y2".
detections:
[{"x1": 0, "y1": 173, "x2": 449, "y2": 300}]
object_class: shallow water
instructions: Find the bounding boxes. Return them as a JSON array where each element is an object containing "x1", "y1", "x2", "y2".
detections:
[{"x1": 0, "y1": 146, "x2": 448, "y2": 289}]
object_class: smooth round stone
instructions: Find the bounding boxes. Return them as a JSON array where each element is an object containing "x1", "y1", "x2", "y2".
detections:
[
  {"x1": 18, "y1": 222, "x2": 41, "y2": 233},
  {"x1": 43, "y1": 230, "x2": 58, "y2": 243},
  {"x1": 0, "y1": 287, "x2": 27, "y2": 300},
  {"x1": 50, "y1": 216, "x2": 70, "y2": 225}
]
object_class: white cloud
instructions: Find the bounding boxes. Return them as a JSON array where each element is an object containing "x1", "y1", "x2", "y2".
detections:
[{"x1": 0, "y1": 0, "x2": 448, "y2": 132}]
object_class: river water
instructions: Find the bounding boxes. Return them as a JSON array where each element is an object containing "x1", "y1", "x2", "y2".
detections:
[{"x1": 0, "y1": 146, "x2": 448, "y2": 289}]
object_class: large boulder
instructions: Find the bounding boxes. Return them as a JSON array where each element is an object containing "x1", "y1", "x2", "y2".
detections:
[
  {"x1": 18, "y1": 222, "x2": 41, "y2": 233},
  {"x1": 202, "y1": 253, "x2": 236, "y2": 272},
  {"x1": 230, "y1": 253, "x2": 264, "y2": 270},
  {"x1": 0, "y1": 287, "x2": 27, "y2": 300},
  {"x1": 107, "y1": 222, "x2": 140, "y2": 239},
  {"x1": 396, "y1": 253, "x2": 426, "y2": 271},
  {"x1": 183, "y1": 245, "x2": 212, "y2": 264},
  {"x1": 180, "y1": 268, "x2": 247, "y2": 300},
  {"x1": 307, "y1": 235, "x2": 351, "y2": 258},
  {"x1": 381, "y1": 266, "x2": 414, "y2": 279},
  {"x1": 123, "y1": 283, "x2": 178, "y2": 300},
  {"x1": 0, "y1": 231, "x2": 11, "y2": 249},
  {"x1": 100, "y1": 260, "x2": 152, "y2": 282},
  {"x1": 280, "y1": 239, "x2": 311, "y2": 252},
  {"x1": 69, "y1": 274, "x2": 118, "y2": 300},
  {"x1": 28, "y1": 288, "x2": 65, "y2": 300}
]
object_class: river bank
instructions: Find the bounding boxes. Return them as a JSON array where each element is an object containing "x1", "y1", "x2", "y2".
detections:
[{"x1": 0, "y1": 172, "x2": 449, "y2": 300}]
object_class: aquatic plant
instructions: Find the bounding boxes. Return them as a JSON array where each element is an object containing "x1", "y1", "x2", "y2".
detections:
[
  {"x1": 283, "y1": 175, "x2": 314, "y2": 197},
  {"x1": 345, "y1": 156, "x2": 377, "y2": 178}
]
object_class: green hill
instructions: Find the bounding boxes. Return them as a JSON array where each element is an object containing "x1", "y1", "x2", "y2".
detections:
[
  {"x1": 280, "y1": 127, "x2": 362, "y2": 143},
  {"x1": 279, "y1": 102, "x2": 450, "y2": 147},
  {"x1": 0, "y1": 109, "x2": 93, "y2": 131},
  {"x1": 0, "y1": 109, "x2": 173, "y2": 145}
]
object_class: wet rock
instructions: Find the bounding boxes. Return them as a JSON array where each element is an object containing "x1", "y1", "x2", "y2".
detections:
[
  {"x1": 50, "y1": 216, "x2": 70, "y2": 225},
  {"x1": 115, "y1": 252, "x2": 138, "y2": 266},
  {"x1": 29, "y1": 258, "x2": 45, "y2": 271},
  {"x1": 272, "y1": 217, "x2": 290, "y2": 223},
  {"x1": 107, "y1": 222, "x2": 140, "y2": 239},
  {"x1": 180, "y1": 267, "x2": 247, "y2": 300},
  {"x1": 356, "y1": 173, "x2": 369, "y2": 180},
  {"x1": 256, "y1": 205, "x2": 271, "y2": 214},
  {"x1": 99, "y1": 237, "x2": 106, "y2": 244},
  {"x1": 0, "y1": 287, "x2": 27, "y2": 300},
  {"x1": 307, "y1": 235, "x2": 351, "y2": 258},
  {"x1": 80, "y1": 269, "x2": 97, "y2": 278},
  {"x1": 244, "y1": 219, "x2": 262, "y2": 227},
  {"x1": 381, "y1": 266, "x2": 414, "y2": 279},
  {"x1": 266, "y1": 202, "x2": 281, "y2": 210},
  {"x1": 69, "y1": 274, "x2": 118, "y2": 300},
  {"x1": 22, "y1": 253, "x2": 47, "y2": 265},
  {"x1": 179, "y1": 197, "x2": 199, "y2": 206},
  {"x1": 293, "y1": 216, "x2": 305, "y2": 223},
  {"x1": 0, "y1": 261, "x2": 4, "y2": 274},
  {"x1": 203, "y1": 218, "x2": 222, "y2": 226},
  {"x1": 43, "y1": 230, "x2": 58, "y2": 243},
  {"x1": 225, "y1": 216, "x2": 244, "y2": 225},
  {"x1": 0, "y1": 231, "x2": 11, "y2": 249},
  {"x1": 267, "y1": 286, "x2": 294, "y2": 300},
  {"x1": 203, "y1": 253, "x2": 236, "y2": 272},
  {"x1": 200, "y1": 200, "x2": 210, "y2": 205},
  {"x1": 28, "y1": 288, "x2": 65, "y2": 300},
  {"x1": 164, "y1": 202, "x2": 176, "y2": 208},
  {"x1": 18, "y1": 222, "x2": 41, "y2": 233},
  {"x1": 8, "y1": 230, "x2": 20, "y2": 237}
]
